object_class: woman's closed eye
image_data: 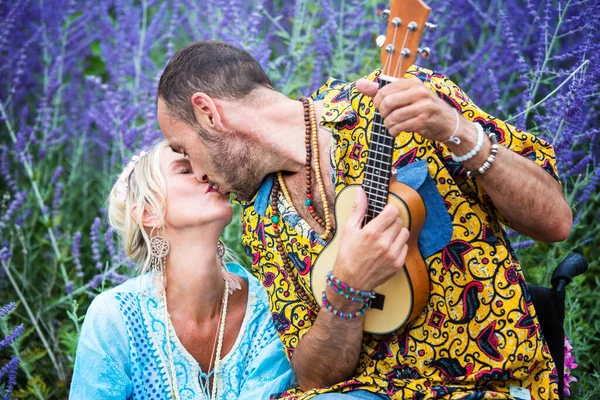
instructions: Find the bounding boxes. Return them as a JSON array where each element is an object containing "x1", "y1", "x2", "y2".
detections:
[{"x1": 170, "y1": 159, "x2": 194, "y2": 175}]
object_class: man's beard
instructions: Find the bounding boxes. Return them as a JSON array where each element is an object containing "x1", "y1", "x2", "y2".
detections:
[{"x1": 200, "y1": 127, "x2": 266, "y2": 201}]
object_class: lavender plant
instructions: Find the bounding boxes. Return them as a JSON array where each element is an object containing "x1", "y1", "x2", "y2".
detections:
[{"x1": 0, "y1": 0, "x2": 598, "y2": 398}]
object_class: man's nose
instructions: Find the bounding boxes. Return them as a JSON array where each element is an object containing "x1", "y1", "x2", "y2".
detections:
[{"x1": 195, "y1": 172, "x2": 209, "y2": 183}]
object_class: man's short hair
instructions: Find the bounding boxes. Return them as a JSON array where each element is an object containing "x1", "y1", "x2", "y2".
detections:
[{"x1": 157, "y1": 41, "x2": 274, "y2": 126}]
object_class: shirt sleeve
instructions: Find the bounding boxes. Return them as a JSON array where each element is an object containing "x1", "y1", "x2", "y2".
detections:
[
  {"x1": 69, "y1": 293, "x2": 132, "y2": 400},
  {"x1": 240, "y1": 207, "x2": 314, "y2": 360},
  {"x1": 426, "y1": 70, "x2": 561, "y2": 227}
]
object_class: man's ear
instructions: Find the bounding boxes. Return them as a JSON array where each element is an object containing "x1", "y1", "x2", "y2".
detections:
[
  {"x1": 130, "y1": 204, "x2": 162, "y2": 229},
  {"x1": 191, "y1": 92, "x2": 224, "y2": 130}
]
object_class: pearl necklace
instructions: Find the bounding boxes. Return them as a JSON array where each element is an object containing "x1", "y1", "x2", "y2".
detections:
[{"x1": 163, "y1": 277, "x2": 230, "y2": 400}]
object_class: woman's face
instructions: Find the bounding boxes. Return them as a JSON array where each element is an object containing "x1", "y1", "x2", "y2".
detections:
[{"x1": 159, "y1": 147, "x2": 232, "y2": 231}]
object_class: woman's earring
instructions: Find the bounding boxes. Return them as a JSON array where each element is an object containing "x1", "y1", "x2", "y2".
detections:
[
  {"x1": 151, "y1": 235, "x2": 170, "y2": 292},
  {"x1": 217, "y1": 239, "x2": 225, "y2": 260},
  {"x1": 151, "y1": 235, "x2": 170, "y2": 270}
]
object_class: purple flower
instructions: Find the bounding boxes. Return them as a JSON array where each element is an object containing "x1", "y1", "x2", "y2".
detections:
[
  {"x1": 0, "y1": 324, "x2": 24, "y2": 350},
  {"x1": 50, "y1": 166, "x2": 64, "y2": 185},
  {"x1": 0, "y1": 302, "x2": 22, "y2": 399},
  {"x1": 104, "y1": 226, "x2": 120, "y2": 265},
  {"x1": 90, "y1": 217, "x2": 103, "y2": 270},
  {"x1": 0, "y1": 303, "x2": 16, "y2": 319},
  {"x1": 52, "y1": 182, "x2": 63, "y2": 218},
  {"x1": 88, "y1": 274, "x2": 103, "y2": 290},
  {"x1": 2, "y1": 191, "x2": 27, "y2": 223},
  {"x1": 71, "y1": 231, "x2": 84, "y2": 277},
  {"x1": 0, "y1": 357, "x2": 19, "y2": 399},
  {"x1": 0, "y1": 146, "x2": 16, "y2": 192},
  {"x1": 564, "y1": 336, "x2": 578, "y2": 396},
  {"x1": 0, "y1": 248, "x2": 11, "y2": 261}
]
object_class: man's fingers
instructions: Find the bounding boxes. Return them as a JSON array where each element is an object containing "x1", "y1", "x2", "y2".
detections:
[
  {"x1": 379, "y1": 217, "x2": 403, "y2": 245},
  {"x1": 355, "y1": 79, "x2": 379, "y2": 98},
  {"x1": 376, "y1": 87, "x2": 427, "y2": 118}
]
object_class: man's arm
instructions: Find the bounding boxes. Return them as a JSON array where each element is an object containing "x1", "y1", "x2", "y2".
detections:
[
  {"x1": 291, "y1": 189, "x2": 410, "y2": 389},
  {"x1": 357, "y1": 77, "x2": 573, "y2": 242},
  {"x1": 291, "y1": 293, "x2": 364, "y2": 389},
  {"x1": 450, "y1": 121, "x2": 572, "y2": 242}
]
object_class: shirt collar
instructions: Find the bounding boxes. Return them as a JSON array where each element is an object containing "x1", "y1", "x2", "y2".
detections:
[{"x1": 312, "y1": 77, "x2": 358, "y2": 125}]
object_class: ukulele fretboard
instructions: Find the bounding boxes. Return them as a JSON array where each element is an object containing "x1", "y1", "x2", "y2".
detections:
[{"x1": 363, "y1": 77, "x2": 395, "y2": 225}]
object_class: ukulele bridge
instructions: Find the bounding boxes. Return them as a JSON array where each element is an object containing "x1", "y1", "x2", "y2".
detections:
[{"x1": 368, "y1": 292, "x2": 386, "y2": 310}]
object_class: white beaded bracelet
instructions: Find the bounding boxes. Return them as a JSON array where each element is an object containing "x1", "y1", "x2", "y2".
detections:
[
  {"x1": 451, "y1": 122, "x2": 484, "y2": 163},
  {"x1": 467, "y1": 132, "x2": 500, "y2": 179}
]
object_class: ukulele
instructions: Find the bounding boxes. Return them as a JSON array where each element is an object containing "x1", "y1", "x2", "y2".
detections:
[{"x1": 310, "y1": 0, "x2": 432, "y2": 334}]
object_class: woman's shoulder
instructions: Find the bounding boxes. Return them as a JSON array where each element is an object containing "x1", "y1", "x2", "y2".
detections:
[{"x1": 85, "y1": 275, "x2": 152, "y2": 319}]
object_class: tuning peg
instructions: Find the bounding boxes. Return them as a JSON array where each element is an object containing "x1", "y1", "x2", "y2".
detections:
[
  {"x1": 417, "y1": 47, "x2": 432, "y2": 59},
  {"x1": 376, "y1": 35, "x2": 386, "y2": 48},
  {"x1": 382, "y1": 9, "x2": 390, "y2": 19},
  {"x1": 425, "y1": 22, "x2": 438, "y2": 30}
]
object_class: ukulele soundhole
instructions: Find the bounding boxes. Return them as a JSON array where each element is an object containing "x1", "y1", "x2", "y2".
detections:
[{"x1": 369, "y1": 292, "x2": 385, "y2": 310}]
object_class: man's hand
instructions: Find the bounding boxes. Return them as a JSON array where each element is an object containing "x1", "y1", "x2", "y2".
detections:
[
  {"x1": 356, "y1": 77, "x2": 456, "y2": 141},
  {"x1": 333, "y1": 187, "x2": 410, "y2": 292},
  {"x1": 355, "y1": 76, "x2": 572, "y2": 242}
]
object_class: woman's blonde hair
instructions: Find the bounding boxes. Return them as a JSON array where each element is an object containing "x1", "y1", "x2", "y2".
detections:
[
  {"x1": 107, "y1": 140, "x2": 238, "y2": 276},
  {"x1": 108, "y1": 141, "x2": 169, "y2": 275}
]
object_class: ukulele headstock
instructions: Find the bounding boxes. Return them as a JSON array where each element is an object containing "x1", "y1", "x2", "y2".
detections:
[{"x1": 378, "y1": 0, "x2": 431, "y2": 79}]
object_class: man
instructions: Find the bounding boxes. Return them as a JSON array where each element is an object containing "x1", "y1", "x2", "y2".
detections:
[{"x1": 157, "y1": 41, "x2": 572, "y2": 399}]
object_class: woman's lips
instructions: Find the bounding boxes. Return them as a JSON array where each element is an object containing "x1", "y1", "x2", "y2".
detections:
[{"x1": 206, "y1": 185, "x2": 218, "y2": 193}]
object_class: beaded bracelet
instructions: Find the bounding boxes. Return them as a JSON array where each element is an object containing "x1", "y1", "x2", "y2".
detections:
[
  {"x1": 467, "y1": 131, "x2": 500, "y2": 179},
  {"x1": 451, "y1": 122, "x2": 484, "y2": 163},
  {"x1": 321, "y1": 290, "x2": 368, "y2": 319},
  {"x1": 326, "y1": 271, "x2": 375, "y2": 302}
]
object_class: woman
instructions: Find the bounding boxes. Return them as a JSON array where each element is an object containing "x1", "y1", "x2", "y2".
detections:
[{"x1": 70, "y1": 141, "x2": 294, "y2": 399}]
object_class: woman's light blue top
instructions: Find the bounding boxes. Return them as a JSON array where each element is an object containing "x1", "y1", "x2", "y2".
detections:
[{"x1": 70, "y1": 264, "x2": 294, "y2": 399}]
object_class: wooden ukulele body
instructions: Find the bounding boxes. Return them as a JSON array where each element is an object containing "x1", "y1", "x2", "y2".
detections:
[{"x1": 310, "y1": 179, "x2": 429, "y2": 334}]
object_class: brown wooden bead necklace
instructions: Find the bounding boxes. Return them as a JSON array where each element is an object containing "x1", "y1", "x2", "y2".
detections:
[
  {"x1": 301, "y1": 97, "x2": 332, "y2": 241},
  {"x1": 268, "y1": 97, "x2": 334, "y2": 312}
]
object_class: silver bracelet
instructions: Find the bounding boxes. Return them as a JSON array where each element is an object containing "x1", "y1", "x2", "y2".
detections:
[
  {"x1": 451, "y1": 122, "x2": 484, "y2": 163},
  {"x1": 443, "y1": 108, "x2": 461, "y2": 145},
  {"x1": 467, "y1": 132, "x2": 500, "y2": 179}
]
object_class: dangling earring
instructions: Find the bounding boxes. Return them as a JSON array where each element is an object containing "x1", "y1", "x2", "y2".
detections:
[
  {"x1": 151, "y1": 235, "x2": 179, "y2": 398},
  {"x1": 151, "y1": 235, "x2": 170, "y2": 292},
  {"x1": 218, "y1": 239, "x2": 241, "y2": 295},
  {"x1": 216, "y1": 239, "x2": 225, "y2": 259}
]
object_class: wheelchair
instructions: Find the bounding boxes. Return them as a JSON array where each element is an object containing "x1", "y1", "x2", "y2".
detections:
[{"x1": 527, "y1": 252, "x2": 588, "y2": 399}]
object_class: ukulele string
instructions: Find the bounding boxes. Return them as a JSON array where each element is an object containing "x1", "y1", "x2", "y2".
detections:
[
  {"x1": 393, "y1": 25, "x2": 411, "y2": 79},
  {"x1": 383, "y1": 23, "x2": 400, "y2": 76}
]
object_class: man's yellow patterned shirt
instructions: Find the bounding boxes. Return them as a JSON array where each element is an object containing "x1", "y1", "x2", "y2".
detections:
[{"x1": 237, "y1": 67, "x2": 560, "y2": 399}]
